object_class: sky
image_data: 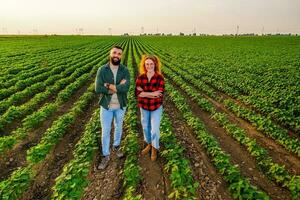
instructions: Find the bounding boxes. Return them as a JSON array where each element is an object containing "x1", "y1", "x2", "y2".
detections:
[{"x1": 0, "y1": 0, "x2": 300, "y2": 35}]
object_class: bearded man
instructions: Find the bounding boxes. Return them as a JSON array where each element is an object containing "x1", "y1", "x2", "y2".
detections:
[{"x1": 95, "y1": 45, "x2": 130, "y2": 170}]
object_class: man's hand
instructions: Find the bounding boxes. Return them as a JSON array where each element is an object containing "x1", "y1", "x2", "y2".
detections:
[
  {"x1": 108, "y1": 84, "x2": 117, "y2": 93},
  {"x1": 120, "y1": 79, "x2": 127, "y2": 85},
  {"x1": 106, "y1": 79, "x2": 127, "y2": 94}
]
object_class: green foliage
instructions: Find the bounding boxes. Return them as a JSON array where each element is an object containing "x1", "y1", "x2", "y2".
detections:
[{"x1": 51, "y1": 110, "x2": 100, "y2": 200}]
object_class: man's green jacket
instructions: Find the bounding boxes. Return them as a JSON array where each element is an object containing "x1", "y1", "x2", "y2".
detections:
[{"x1": 95, "y1": 63, "x2": 130, "y2": 109}]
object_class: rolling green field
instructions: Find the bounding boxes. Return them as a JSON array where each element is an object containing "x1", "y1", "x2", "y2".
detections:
[{"x1": 0, "y1": 35, "x2": 299, "y2": 200}]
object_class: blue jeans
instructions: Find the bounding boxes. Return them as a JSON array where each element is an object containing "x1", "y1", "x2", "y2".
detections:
[
  {"x1": 140, "y1": 106, "x2": 163, "y2": 150},
  {"x1": 100, "y1": 106, "x2": 126, "y2": 156}
]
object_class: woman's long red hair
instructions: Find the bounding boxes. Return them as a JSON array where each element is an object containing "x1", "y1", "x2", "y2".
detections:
[{"x1": 139, "y1": 54, "x2": 162, "y2": 75}]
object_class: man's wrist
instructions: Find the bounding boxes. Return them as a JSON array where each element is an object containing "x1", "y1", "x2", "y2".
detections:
[{"x1": 104, "y1": 83, "x2": 110, "y2": 89}]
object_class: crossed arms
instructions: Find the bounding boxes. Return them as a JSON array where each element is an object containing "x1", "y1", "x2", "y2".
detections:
[
  {"x1": 136, "y1": 86, "x2": 163, "y2": 98},
  {"x1": 95, "y1": 67, "x2": 130, "y2": 94}
]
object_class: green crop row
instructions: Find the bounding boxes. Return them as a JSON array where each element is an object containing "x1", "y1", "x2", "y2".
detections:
[
  {"x1": 146, "y1": 44, "x2": 300, "y2": 158},
  {"x1": 0, "y1": 42, "x2": 93, "y2": 89},
  {"x1": 51, "y1": 109, "x2": 100, "y2": 200},
  {"x1": 0, "y1": 43, "x2": 111, "y2": 114},
  {"x1": 138, "y1": 36, "x2": 300, "y2": 134},
  {"x1": 0, "y1": 49, "x2": 91, "y2": 101},
  {"x1": 0, "y1": 52, "x2": 104, "y2": 131},
  {"x1": 140, "y1": 39, "x2": 300, "y2": 160},
  {"x1": 44, "y1": 39, "x2": 126, "y2": 200},
  {"x1": 133, "y1": 39, "x2": 199, "y2": 199},
  {"x1": 163, "y1": 69, "x2": 300, "y2": 199},
  {"x1": 160, "y1": 114, "x2": 199, "y2": 199},
  {"x1": 122, "y1": 39, "x2": 142, "y2": 200},
  {"x1": 165, "y1": 81, "x2": 270, "y2": 200},
  {"x1": 141, "y1": 39, "x2": 300, "y2": 143},
  {"x1": 0, "y1": 82, "x2": 97, "y2": 200}
]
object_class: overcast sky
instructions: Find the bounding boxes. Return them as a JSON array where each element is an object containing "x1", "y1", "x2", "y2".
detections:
[{"x1": 1, "y1": 0, "x2": 299, "y2": 35}]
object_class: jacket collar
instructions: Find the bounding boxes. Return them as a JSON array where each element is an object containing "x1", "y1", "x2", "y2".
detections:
[{"x1": 104, "y1": 62, "x2": 124, "y2": 69}]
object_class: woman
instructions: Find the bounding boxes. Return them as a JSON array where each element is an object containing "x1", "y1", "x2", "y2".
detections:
[{"x1": 135, "y1": 54, "x2": 165, "y2": 161}]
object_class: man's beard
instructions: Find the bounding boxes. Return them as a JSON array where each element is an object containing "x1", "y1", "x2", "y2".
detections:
[{"x1": 110, "y1": 57, "x2": 121, "y2": 65}]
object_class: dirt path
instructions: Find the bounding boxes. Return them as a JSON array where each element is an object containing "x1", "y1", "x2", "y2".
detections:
[
  {"x1": 164, "y1": 64, "x2": 300, "y2": 175},
  {"x1": 167, "y1": 78, "x2": 292, "y2": 200},
  {"x1": 198, "y1": 75, "x2": 299, "y2": 137},
  {"x1": 20, "y1": 96, "x2": 99, "y2": 200},
  {"x1": 131, "y1": 41, "x2": 172, "y2": 199},
  {"x1": 81, "y1": 40, "x2": 130, "y2": 200},
  {"x1": 81, "y1": 148, "x2": 124, "y2": 200},
  {"x1": 203, "y1": 93, "x2": 300, "y2": 175},
  {"x1": 163, "y1": 99, "x2": 232, "y2": 200},
  {"x1": 136, "y1": 114, "x2": 170, "y2": 200},
  {"x1": 0, "y1": 79, "x2": 94, "y2": 182},
  {"x1": 1, "y1": 95, "x2": 56, "y2": 136}
]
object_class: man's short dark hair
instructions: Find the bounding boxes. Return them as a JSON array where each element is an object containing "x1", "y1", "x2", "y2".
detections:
[{"x1": 111, "y1": 45, "x2": 123, "y2": 51}]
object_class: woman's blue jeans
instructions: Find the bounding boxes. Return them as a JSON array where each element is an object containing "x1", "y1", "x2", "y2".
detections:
[{"x1": 140, "y1": 106, "x2": 163, "y2": 150}]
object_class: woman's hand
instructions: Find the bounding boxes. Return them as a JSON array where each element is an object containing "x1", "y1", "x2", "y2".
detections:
[
  {"x1": 152, "y1": 91, "x2": 163, "y2": 98},
  {"x1": 138, "y1": 90, "x2": 162, "y2": 98},
  {"x1": 137, "y1": 86, "x2": 143, "y2": 91}
]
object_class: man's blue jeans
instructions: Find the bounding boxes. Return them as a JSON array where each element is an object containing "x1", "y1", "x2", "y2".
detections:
[
  {"x1": 100, "y1": 106, "x2": 126, "y2": 156},
  {"x1": 140, "y1": 106, "x2": 163, "y2": 150}
]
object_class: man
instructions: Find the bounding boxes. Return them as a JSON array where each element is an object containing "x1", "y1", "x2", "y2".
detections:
[{"x1": 95, "y1": 45, "x2": 130, "y2": 170}]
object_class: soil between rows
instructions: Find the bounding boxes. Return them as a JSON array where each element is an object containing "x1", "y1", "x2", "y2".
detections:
[
  {"x1": 0, "y1": 79, "x2": 94, "y2": 182},
  {"x1": 165, "y1": 77, "x2": 292, "y2": 200},
  {"x1": 21, "y1": 93, "x2": 99, "y2": 200}
]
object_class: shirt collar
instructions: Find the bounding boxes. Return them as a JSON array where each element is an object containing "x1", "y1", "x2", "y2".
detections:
[
  {"x1": 105, "y1": 62, "x2": 122, "y2": 69},
  {"x1": 142, "y1": 72, "x2": 159, "y2": 78}
]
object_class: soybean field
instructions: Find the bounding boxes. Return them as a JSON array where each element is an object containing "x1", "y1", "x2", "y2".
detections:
[{"x1": 0, "y1": 35, "x2": 299, "y2": 200}]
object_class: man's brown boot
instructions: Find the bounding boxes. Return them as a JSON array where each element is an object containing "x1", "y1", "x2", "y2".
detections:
[
  {"x1": 141, "y1": 144, "x2": 151, "y2": 156},
  {"x1": 151, "y1": 146, "x2": 157, "y2": 161}
]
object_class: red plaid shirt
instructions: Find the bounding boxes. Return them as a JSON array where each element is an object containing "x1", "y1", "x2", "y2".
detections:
[{"x1": 135, "y1": 73, "x2": 165, "y2": 111}]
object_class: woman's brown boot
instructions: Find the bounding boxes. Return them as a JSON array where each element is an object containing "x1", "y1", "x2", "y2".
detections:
[
  {"x1": 141, "y1": 144, "x2": 151, "y2": 156},
  {"x1": 151, "y1": 146, "x2": 157, "y2": 161}
]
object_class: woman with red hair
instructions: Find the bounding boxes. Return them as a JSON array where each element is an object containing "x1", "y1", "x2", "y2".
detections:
[{"x1": 135, "y1": 54, "x2": 165, "y2": 161}]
